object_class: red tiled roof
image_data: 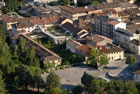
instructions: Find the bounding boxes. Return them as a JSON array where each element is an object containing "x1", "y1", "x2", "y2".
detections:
[
  {"x1": 87, "y1": 34, "x2": 112, "y2": 44},
  {"x1": 95, "y1": 12, "x2": 106, "y2": 16},
  {"x1": 107, "y1": 20, "x2": 120, "y2": 25},
  {"x1": 107, "y1": 9, "x2": 117, "y2": 14},
  {"x1": 77, "y1": 45, "x2": 92, "y2": 55},
  {"x1": 134, "y1": 70, "x2": 140, "y2": 74},
  {"x1": 60, "y1": 6, "x2": 93, "y2": 14},
  {"x1": 93, "y1": 43, "x2": 124, "y2": 54}
]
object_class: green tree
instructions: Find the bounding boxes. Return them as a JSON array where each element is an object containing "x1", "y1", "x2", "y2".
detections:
[
  {"x1": 91, "y1": 0, "x2": 100, "y2": 5},
  {"x1": 33, "y1": 58, "x2": 40, "y2": 67},
  {"x1": 77, "y1": 0, "x2": 91, "y2": 6},
  {"x1": 0, "y1": 70, "x2": 7, "y2": 94},
  {"x1": 126, "y1": 55, "x2": 136, "y2": 67},
  {"x1": 87, "y1": 48, "x2": 109, "y2": 68},
  {"x1": 87, "y1": 48, "x2": 100, "y2": 67},
  {"x1": 100, "y1": 54, "x2": 109, "y2": 66},
  {"x1": 124, "y1": 81, "x2": 138, "y2": 94},
  {"x1": 88, "y1": 79, "x2": 106, "y2": 94},
  {"x1": 17, "y1": 65, "x2": 33, "y2": 89},
  {"x1": 29, "y1": 47, "x2": 35, "y2": 64},
  {"x1": 44, "y1": 87, "x2": 63, "y2": 94},
  {"x1": 63, "y1": 0, "x2": 70, "y2": 6},
  {"x1": 72, "y1": 85, "x2": 83, "y2": 94},
  {"x1": 45, "y1": 71, "x2": 61, "y2": 89},
  {"x1": 18, "y1": 37, "x2": 26, "y2": 52},
  {"x1": 33, "y1": 69, "x2": 43, "y2": 92},
  {"x1": 81, "y1": 72, "x2": 94, "y2": 87},
  {"x1": 3, "y1": 0, "x2": 24, "y2": 13}
]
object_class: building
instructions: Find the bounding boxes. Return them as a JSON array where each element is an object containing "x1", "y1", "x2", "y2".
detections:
[
  {"x1": 0, "y1": 1, "x2": 5, "y2": 9},
  {"x1": 39, "y1": 26, "x2": 71, "y2": 44},
  {"x1": 86, "y1": 34, "x2": 113, "y2": 46},
  {"x1": 78, "y1": 15, "x2": 95, "y2": 32},
  {"x1": 134, "y1": 69, "x2": 140, "y2": 82},
  {"x1": 21, "y1": 34, "x2": 62, "y2": 66},
  {"x1": 16, "y1": 21, "x2": 35, "y2": 34},
  {"x1": 91, "y1": 1, "x2": 137, "y2": 12},
  {"x1": 33, "y1": 0, "x2": 59, "y2": 3},
  {"x1": 61, "y1": 22, "x2": 89, "y2": 38},
  {"x1": 94, "y1": 43, "x2": 124, "y2": 61},
  {"x1": 114, "y1": 28, "x2": 139, "y2": 49},
  {"x1": 1, "y1": 15, "x2": 60, "y2": 32},
  {"x1": 76, "y1": 44, "x2": 92, "y2": 59},
  {"x1": 57, "y1": 17, "x2": 73, "y2": 25},
  {"x1": 76, "y1": 43, "x2": 124, "y2": 61},
  {"x1": 66, "y1": 39, "x2": 82, "y2": 53},
  {"x1": 129, "y1": 39, "x2": 140, "y2": 54},
  {"x1": 60, "y1": 6, "x2": 94, "y2": 20},
  {"x1": 129, "y1": 0, "x2": 137, "y2": 4},
  {"x1": 95, "y1": 16, "x2": 126, "y2": 38}
]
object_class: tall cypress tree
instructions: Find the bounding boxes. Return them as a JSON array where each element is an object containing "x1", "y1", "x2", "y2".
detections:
[{"x1": 0, "y1": 70, "x2": 8, "y2": 94}]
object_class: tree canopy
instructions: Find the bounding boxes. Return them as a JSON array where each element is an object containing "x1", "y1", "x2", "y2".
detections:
[
  {"x1": 126, "y1": 55, "x2": 136, "y2": 67},
  {"x1": 45, "y1": 71, "x2": 61, "y2": 89},
  {"x1": 87, "y1": 48, "x2": 109, "y2": 68},
  {"x1": 0, "y1": 70, "x2": 7, "y2": 94},
  {"x1": 79, "y1": 72, "x2": 138, "y2": 94},
  {"x1": 3, "y1": 0, "x2": 24, "y2": 13}
]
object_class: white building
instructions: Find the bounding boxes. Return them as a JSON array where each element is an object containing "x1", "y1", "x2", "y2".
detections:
[
  {"x1": 114, "y1": 28, "x2": 139, "y2": 49},
  {"x1": 134, "y1": 70, "x2": 140, "y2": 82},
  {"x1": 95, "y1": 16, "x2": 126, "y2": 39}
]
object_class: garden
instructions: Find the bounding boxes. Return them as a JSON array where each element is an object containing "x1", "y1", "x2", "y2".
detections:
[{"x1": 34, "y1": 37, "x2": 84, "y2": 66}]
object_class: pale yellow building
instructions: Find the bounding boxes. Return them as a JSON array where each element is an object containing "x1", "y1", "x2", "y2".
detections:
[{"x1": 60, "y1": 6, "x2": 95, "y2": 20}]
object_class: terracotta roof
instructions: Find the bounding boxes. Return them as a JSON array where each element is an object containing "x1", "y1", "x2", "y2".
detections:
[
  {"x1": 61, "y1": 22, "x2": 82, "y2": 35},
  {"x1": 18, "y1": 30, "x2": 26, "y2": 33},
  {"x1": 93, "y1": 43, "x2": 124, "y2": 54},
  {"x1": 76, "y1": 43, "x2": 123, "y2": 56},
  {"x1": 95, "y1": 12, "x2": 106, "y2": 16},
  {"x1": 106, "y1": 9, "x2": 117, "y2": 14},
  {"x1": 17, "y1": 21, "x2": 34, "y2": 29},
  {"x1": 31, "y1": 17, "x2": 44, "y2": 25},
  {"x1": 77, "y1": 45, "x2": 92, "y2": 55},
  {"x1": 60, "y1": 6, "x2": 93, "y2": 14},
  {"x1": 1, "y1": 15, "x2": 60, "y2": 26},
  {"x1": 107, "y1": 20, "x2": 120, "y2": 25},
  {"x1": 31, "y1": 16, "x2": 60, "y2": 25},
  {"x1": 134, "y1": 70, "x2": 140, "y2": 74},
  {"x1": 87, "y1": 34, "x2": 112, "y2": 44}
]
